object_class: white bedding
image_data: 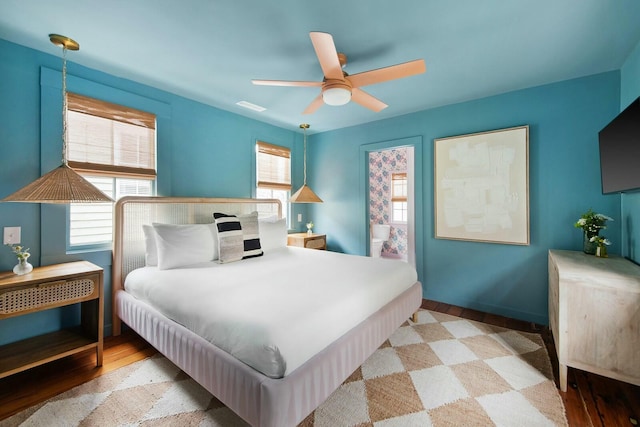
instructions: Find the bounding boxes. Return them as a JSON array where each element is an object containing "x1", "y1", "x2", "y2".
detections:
[{"x1": 124, "y1": 246, "x2": 417, "y2": 378}]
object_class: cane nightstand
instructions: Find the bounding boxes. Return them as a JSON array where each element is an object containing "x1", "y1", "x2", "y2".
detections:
[{"x1": 0, "y1": 261, "x2": 104, "y2": 379}]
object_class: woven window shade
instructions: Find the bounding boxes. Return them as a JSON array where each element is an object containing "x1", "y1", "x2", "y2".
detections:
[
  {"x1": 66, "y1": 93, "x2": 156, "y2": 179},
  {"x1": 391, "y1": 172, "x2": 407, "y2": 202},
  {"x1": 256, "y1": 141, "x2": 291, "y2": 191}
]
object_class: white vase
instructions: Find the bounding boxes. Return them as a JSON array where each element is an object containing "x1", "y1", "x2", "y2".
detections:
[{"x1": 13, "y1": 257, "x2": 33, "y2": 275}]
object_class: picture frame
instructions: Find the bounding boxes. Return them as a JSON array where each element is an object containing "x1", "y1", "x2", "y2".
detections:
[{"x1": 434, "y1": 125, "x2": 529, "y2": 245}]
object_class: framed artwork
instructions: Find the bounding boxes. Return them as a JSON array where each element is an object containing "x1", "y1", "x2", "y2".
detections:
[{"x1": 434, "y1": 125, "x2": 529, "y2": 245}]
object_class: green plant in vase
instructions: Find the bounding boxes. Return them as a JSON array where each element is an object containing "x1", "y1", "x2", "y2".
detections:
[
  {"x1": 589, "y1": 235, "x2": 611, "y2": 257},
  {"x1": 574, "y1": 209, "x2": 612, "y2": 255}
]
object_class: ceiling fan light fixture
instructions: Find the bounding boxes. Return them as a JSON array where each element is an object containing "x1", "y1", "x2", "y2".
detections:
[{"x1": 322, "y1": 80, "x2": 352, "y2": 106}]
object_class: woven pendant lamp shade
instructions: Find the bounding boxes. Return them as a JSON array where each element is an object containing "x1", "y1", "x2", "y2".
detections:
[
  {"x1": 1, "y1": 34, "x2": 113, "y2": 204},
  {"x1": 290, "y1": 184, "x2": 323, "y2": 203},
  {"x1": 290, "y1": 123, "x2": 322, "y2": 203},
  {"x1": 3, "y1": 164, "x2": 112, "y2": 203}
]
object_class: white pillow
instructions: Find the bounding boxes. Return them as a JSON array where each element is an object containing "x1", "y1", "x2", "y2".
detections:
[
  {"x1": 152, "y1": 223, "x2": 218, "y2": 270},
  {"x1": 142, "y1": 224, "x2": 158, "y2": 266},
  {"x1": 259, "y1": 218, "x2": 288, "y2": 251}
]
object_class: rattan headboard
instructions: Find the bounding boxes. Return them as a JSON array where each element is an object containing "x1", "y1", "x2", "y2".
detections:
[{"x1": 112, "y1": 196, "x2": 281, "y2": 333}]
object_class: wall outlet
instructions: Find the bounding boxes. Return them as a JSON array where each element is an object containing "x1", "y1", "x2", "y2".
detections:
[
  {"x1": 297, "y1": 214, "x2": 302, "y2": 222},
  {"x1": 3, "y1": 226, "x2": 21, "y2": 245}
]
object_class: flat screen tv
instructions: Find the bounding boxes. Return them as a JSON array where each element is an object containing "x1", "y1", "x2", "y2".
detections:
[{"x1": 599, "y1": 97, "x2": 640, "y2": 194}]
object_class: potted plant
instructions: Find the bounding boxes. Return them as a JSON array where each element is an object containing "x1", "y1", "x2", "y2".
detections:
[{"x1": 574, "y1": 209, "x2": 612, "y2": 255}]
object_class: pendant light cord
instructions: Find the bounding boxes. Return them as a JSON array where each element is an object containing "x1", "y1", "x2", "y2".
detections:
[
  {"x1": 61, "y1": 46, "x2": 68, "y2": 166},
  {"x1": 302, "y1": 126, "x2": 307, "y2": 185}
]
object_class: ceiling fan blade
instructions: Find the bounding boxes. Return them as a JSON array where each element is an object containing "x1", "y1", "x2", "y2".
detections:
[
  {"x1": 348, "y1": 59, "x2": 426, "y2": 88},
  {"x1": 309, "y1": 32, "x2": 344, "y2": 80},
  {"x1": 351, "y1": 88, "x2": 388, "y2": 112},
  {"x1": 252, "y1": 79, "x2": 322, "y2": 87},
  {"x1": 303, "y1": 94, "x2": 324, "y2": 114}
]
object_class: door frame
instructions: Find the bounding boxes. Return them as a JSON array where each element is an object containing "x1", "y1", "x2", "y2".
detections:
[{"x1": 359, "y1": 136, "x2": 423, "y2": 280}]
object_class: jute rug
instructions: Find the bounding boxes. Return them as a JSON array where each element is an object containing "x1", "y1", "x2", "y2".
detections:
[{"x1": 1, "y1": 310, "x2": 567, "y2": 426}]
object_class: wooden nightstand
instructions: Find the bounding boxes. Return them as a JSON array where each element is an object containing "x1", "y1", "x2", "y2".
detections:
[
  {"x1": 287, "y1": 233, "x2": 327, "y2": 250},
  {"x1": 0, "y1": 261, "x2": 104, "y2": 379}
]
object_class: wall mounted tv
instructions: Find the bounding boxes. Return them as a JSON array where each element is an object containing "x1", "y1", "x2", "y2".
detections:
[{"x1": 599, "y1": 97, "x2": 640, "y2": 194}]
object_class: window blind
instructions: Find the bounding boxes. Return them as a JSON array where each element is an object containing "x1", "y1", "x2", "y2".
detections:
[
  {"x1": 66, "y1": 92, "x2": 156, "y2": 179},
  {"x1": 392, "y1": 172, "x2": 408, "y2": 201},
  {"x1": 256, "y1": 141, "x2": 291, "y2": 191}
]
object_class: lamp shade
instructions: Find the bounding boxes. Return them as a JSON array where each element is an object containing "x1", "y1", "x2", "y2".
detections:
[
  {"x1": 1, "y1": 34, "x2": 114, "y2": 205},
  {"x1": 290, "y1": 123, "x2": 322, "y2": 203},
  {"x1": 290, "y1": 184, "x2": 323, "y2": 203},
  {"x1": 2, "y1": 164, "x2": 113, "y2": 203}
]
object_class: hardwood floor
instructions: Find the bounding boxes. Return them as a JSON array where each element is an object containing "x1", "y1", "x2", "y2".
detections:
[{"x1": 0, "y1": 300, "x2": 638, "y2": 426}]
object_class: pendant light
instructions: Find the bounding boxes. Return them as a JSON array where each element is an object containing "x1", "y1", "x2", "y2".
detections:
[
  {"x1": 290, "y1": 124, "x2": 322, "y2": 203},
  {"x1": 2, "y1": 34, "x2": 113, "y2": 203}
]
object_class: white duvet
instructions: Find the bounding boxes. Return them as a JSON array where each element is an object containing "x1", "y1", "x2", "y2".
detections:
[{"x1": 124, "y1": 246, "x2": 418, "y2": 378}]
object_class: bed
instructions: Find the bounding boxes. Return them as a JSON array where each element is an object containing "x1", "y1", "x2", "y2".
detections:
[{"x1": 112, "y1": 196, "x2": 422, "y2": 427}]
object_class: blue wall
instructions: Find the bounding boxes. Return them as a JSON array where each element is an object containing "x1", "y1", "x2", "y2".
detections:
[
  {"x1": 308, "y1": 72, "x2": 621, "y2": 324},
  {"x1": 620, "y1": 38, "x2": 640, "y2": 263},
  {"x1": 0, "y1": 39, "x2": 305, "y2": 344}
]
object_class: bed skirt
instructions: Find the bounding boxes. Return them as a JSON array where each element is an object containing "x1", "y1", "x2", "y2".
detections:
[{"x1": 116, "y1": 281, "x2": 422, "y2": 427}]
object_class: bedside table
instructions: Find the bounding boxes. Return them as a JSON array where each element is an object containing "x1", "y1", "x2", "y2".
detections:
[
  {"x1": 0, "y1": 261, "x2": 104, "y2": 379},
  {"x1": 287, "y1": 233, "x2": 326, "y2": 250}
]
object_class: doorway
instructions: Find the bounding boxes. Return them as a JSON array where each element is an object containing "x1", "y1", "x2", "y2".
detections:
[{"x1": 368, "y1": 146, "x2": 415, "y2": 265}]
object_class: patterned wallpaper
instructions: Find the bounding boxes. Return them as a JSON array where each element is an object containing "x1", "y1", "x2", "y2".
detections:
[{"x1": 369, "y1": 147, "x2": 407, "y2": 257}]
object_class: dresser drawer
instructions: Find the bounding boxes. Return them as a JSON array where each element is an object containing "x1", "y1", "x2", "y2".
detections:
[
  {"x1": 305, "y1": 237, "x2": 326, "y2": 249},
  {"x1": 0, "y1": 273, "x2": 100, "y2": 317},
  {"x1": 287, "y1": 233, "x2": 327, "y2": 250}
]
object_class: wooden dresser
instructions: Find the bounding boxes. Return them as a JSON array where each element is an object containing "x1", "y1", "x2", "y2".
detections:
[
  {"x1": 287, "y1": 233, "x2": 326, "y2": 250},
  {"x1": 0, "y1": 261, "x2": 104, "y2": 379},
  {"x1": 548, "y1": 250, "x2": 640, "y2": 392}
]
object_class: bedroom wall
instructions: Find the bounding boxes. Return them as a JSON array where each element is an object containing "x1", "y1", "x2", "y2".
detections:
[
  {"x1": 307, "y1": 71, "x2": 621, "y2": 324},
  {"x1": 0, "y1": 39, "x2": 304, "y2": 344},
  {"x1": 620, "y1": 38, "x2": 640, "y2": 264},
  {"x1": 0, "y1": 35, "x2": 634, "y2": 342}
]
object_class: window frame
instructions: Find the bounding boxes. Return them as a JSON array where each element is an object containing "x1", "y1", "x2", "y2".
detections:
[
  {"x1": 68, "y1": 176, "x2": 156, "y2": 250},
  {"x1": 391, "y1": 172, "x2": 408, "y2": 224},
  {"x1": 66, "y1": 93, "x2": 158, "y2": 250},
  {"x1": 255, "y1": 140, "x2": 291, "y2": 225}
]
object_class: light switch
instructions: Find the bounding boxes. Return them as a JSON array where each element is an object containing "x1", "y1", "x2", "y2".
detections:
[
  {"x1": 297, "y1": 214, "x2": 302, "y2": 222},
  {"x1": 3, "y1": 226, "x2": 21, "y2": 245}
]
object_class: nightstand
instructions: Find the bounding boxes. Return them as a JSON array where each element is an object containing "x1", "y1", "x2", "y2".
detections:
[
  {"x1": 287, "y1": 233, "x2": 327, "y2": 250},
  {"x1": 0, "y1": 261, "x2": 104, "y2": 379}
]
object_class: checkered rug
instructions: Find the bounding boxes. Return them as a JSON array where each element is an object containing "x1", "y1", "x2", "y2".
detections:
[{"x1": 1, "y1": 310, "x2": 567, "y2": 426}]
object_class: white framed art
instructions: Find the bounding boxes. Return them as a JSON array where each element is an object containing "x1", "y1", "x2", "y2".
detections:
[{"x1": 434, "y1": 125, "x2": 529, "y2": 245}]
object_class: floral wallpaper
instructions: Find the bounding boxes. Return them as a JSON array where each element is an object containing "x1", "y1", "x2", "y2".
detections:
[{"x1": 369, "y1": 147, "x2": 408, "y2": 258}]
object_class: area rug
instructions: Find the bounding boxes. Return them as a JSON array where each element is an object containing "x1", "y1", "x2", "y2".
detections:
[{"x1": 1, "y1": 310, "x2": 567, "y2": 427}]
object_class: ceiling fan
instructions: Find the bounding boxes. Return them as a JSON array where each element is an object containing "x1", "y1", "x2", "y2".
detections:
[{"x1": 252, "y1": 32, "x2": 426, "y2": 114}]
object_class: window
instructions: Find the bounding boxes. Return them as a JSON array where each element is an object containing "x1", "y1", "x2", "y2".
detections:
[
  {"x1": 256, "y1": 141, "x2": 290, "y2": 221},
  {"x1": 391, "y1": 172, "x2": 407, "y2": 223},
  {"x1": 67, "y1": 93, "x2": 156, "y2": 247}
]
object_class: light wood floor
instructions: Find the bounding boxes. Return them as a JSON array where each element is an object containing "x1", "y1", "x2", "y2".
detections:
[{"x1": 0, "y1": 300, "x2": 638, "y2": 426}]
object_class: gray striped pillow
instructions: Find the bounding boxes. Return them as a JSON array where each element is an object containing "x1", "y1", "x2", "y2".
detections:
[{"x1": 214, "y1": 212, "x2": 263, "y2": 263}]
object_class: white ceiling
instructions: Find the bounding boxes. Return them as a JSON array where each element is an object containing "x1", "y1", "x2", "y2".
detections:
[{"x1": 1, "y1": 0, "x2": 639, "y2": 133}]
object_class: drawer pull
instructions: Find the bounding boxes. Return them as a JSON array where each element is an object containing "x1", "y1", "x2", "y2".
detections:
[{"x1": 0, "y1": 278, "x2": 95, "y2": 314}]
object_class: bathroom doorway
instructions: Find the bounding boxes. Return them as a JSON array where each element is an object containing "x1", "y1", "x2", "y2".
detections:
[{"x1": 367, "y1": 146, "x2": 415, "y2": 266}]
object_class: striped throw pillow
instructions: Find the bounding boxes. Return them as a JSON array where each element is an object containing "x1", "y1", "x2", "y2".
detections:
[
  {"x1": 213, "y1": 212, "x2": 263, "y2": 263},
  {"x1": 238, "y1": 212, "x2": 264, "y2": 259}
]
